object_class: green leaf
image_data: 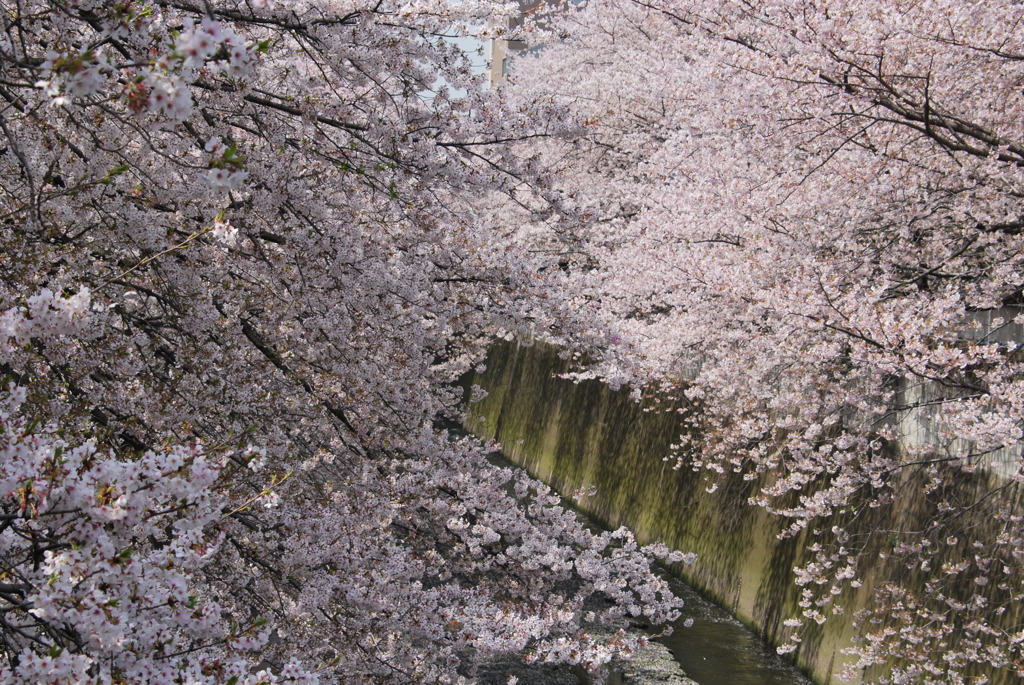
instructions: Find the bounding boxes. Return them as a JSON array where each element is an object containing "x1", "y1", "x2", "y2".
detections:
[{"x1": 100, "y1": 164, "x2": 130, "y2": 185}]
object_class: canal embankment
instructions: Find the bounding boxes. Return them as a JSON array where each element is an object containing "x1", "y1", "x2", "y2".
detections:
[{"x1": 462, "y1": 339, "x2": 1024, "y2": 685}]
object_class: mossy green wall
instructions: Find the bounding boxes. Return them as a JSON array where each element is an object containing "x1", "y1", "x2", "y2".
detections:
[{"x1": 463, "y1": 339, "x2": 1024, "y2": 685}]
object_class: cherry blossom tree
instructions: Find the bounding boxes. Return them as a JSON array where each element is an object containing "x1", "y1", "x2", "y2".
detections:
[
  {"x1": 506, "y1": 1, "x2": 1024, "y2": 683},
  {"x1": 0, "y1": 1, "x2": 687, "y2": 683}
]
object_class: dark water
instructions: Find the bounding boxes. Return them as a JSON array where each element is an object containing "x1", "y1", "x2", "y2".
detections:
[{"x1": 659, "y1": 578, "x2": 816, "y2": 685}]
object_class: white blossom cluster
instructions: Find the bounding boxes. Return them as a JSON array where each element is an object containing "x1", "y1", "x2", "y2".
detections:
[
  {"x1": 0, "y1": 1, "x2": 686, "y2": 683},
  {"x1": 506, "y1": 0, "x2": 1024, "y2": 682}
]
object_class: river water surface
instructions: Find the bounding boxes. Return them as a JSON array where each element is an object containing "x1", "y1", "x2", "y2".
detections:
[{"x1": 657, "y1": 578, "x2": 816, "y2": 685}]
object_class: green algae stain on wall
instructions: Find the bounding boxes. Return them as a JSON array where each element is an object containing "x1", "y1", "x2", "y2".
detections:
[{"x1": 463, "y1": 339, "x2": 1024, "y2": 685}]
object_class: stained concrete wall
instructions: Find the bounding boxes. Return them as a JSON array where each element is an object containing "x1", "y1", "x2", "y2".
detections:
[{"x1": 462, "y1": 339, "x2": 1024, "y2": 685}]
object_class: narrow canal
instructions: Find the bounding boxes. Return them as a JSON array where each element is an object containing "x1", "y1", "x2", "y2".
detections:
[
  {"x1": 483, "y1": 444, "x2": 816, "y2": 685},
  {"x1": 660, "y1": 577, "x2": 815, "y2": 685}
]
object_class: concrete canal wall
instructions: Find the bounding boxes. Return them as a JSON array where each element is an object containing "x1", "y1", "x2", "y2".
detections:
[{"x1": 461, "y1": 339, "x2": 1024, "y2": 685}]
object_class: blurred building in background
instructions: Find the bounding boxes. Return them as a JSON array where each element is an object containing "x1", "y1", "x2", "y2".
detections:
[{"x1": 488, "y1": 1, "x2": 544, "y2": 86}]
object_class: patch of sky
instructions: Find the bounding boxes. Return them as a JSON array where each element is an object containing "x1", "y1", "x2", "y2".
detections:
[{"x1": 419, "y1": 30, "x2": 490, "y2": 103}]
